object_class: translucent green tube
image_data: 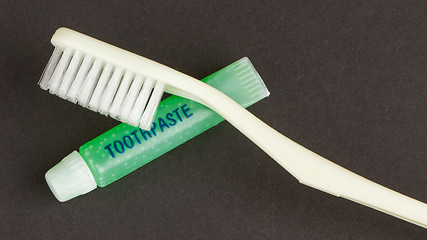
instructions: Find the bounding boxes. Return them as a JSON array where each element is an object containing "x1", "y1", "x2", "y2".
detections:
[{"x1": 45, "y1": 57, "x2": 269, "y2": 202}]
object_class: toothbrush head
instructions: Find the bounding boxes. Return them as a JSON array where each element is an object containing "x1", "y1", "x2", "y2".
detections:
[{"x1": 39, "y1": 28, "x2": 188, "y2": 130}]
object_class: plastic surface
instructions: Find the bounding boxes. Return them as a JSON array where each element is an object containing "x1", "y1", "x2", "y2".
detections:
[
  {"x1": 45, "y1": 151, "x2": 97, "y2": 202},
  {"x1": 42, "y1": 28, "x2": 427, "y2": 228},
  {"x1": 79, "y1": 58, "x2": 269, "y2": 187}
]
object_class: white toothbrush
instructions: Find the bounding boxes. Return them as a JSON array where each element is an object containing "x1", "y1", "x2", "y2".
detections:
[{"x1": 39, "y1": 27, "x2": 427, "y2": 228}]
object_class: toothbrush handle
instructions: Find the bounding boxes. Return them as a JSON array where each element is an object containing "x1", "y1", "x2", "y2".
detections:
[{"x1": 202, "y1": 87, "x2": 427, "y2": 228}]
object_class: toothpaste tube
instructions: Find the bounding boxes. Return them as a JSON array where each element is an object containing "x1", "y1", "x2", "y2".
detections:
[{"x1": 45, "y1": 57, "x2": 270, "y2": 202}]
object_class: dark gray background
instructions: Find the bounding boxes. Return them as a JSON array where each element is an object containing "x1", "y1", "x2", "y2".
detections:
[{"x1": 1, "y1": 0, "x2": 426, "y2": 239}]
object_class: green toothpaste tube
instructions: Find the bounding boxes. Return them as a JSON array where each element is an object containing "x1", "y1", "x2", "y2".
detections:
[{"x1": 45, "y1": 58, "x2": 270, "y2": 202}]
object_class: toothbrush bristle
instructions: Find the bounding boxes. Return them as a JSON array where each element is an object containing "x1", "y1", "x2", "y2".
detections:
[{"x1": 39, "y1": 47, "x2": 164, "y2": 130}]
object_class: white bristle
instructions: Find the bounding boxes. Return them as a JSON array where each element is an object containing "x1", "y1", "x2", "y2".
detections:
[
  {"x1": 98, "y1": 67, "x2": 124, "y2": 114},
  {"x1": 77, "y1": 59, "x2": 103, "y2": 107},
  {"x1": 39, "y1": 43, "x2": 169, "y2": 129},
  {"x1": 139, "y1": 81, "x2": 165, "y2": 130},
  {"x1": 57, "y1": 50, "x2": 83, "y2": 99},
  {"x1": 126, "y1": 77, "x2": 154, "y2": 126},
  {"x1": 88, "y1": 63, "x2": 113, "y2": 111},
  {"x1": 67, "y1": 55, "x2": 93, "y2": 103},
  {"x1": 119, "y1": 74, "x2": 144, "y2": 122},
  {"x1": 39, "y1": 47, "x2": 62, "y2": 90},
  {"x1": 48, "y1": 48, "x2": 73, "y2": 94},
  {"x1": 109, "y1": 70, "x2": 134, "y2": 118}
]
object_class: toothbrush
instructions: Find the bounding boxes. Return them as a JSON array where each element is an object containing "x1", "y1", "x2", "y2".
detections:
[{"x1": 39, "y1": 27, "x2": 427, "y2": 228}]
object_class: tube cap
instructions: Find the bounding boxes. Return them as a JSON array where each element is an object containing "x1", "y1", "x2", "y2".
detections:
[{"x1": 45, "y1": 151, "x2": 97, "y2": 202}]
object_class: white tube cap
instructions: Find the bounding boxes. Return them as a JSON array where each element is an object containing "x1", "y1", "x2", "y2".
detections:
[{"x1": 45, "y1": 151, "x2": 97, "y2": 202}]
